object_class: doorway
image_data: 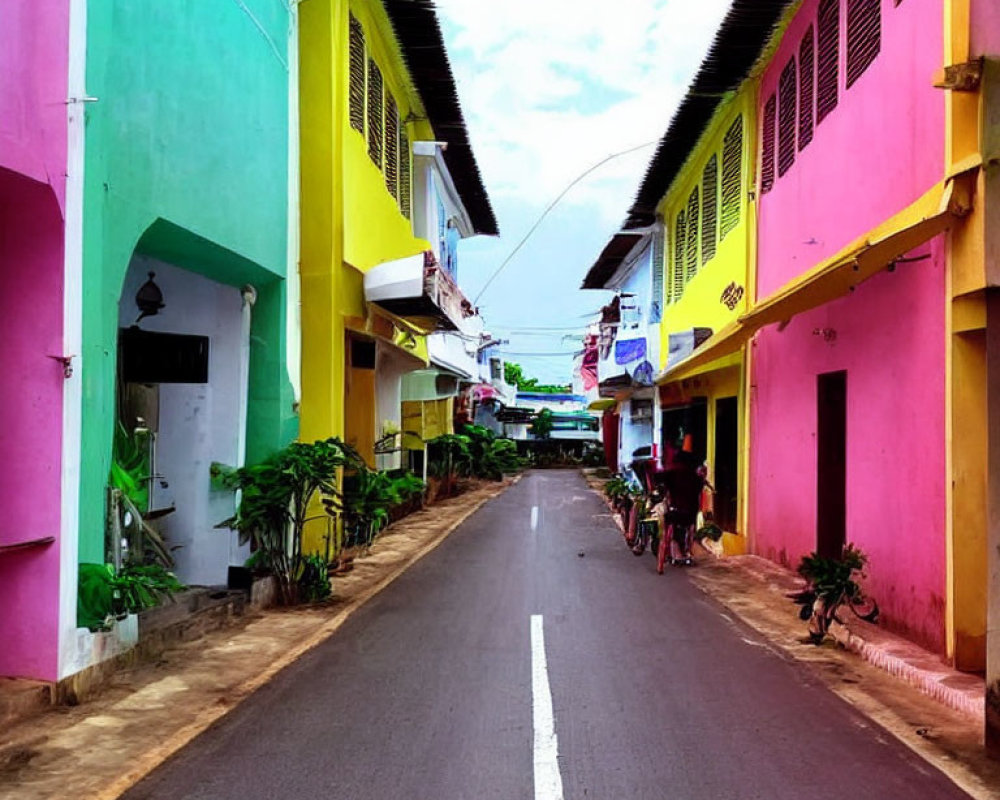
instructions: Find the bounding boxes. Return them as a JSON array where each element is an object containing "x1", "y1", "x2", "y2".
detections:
[
  {"x1": 714, "y1": 396, "x2": 738, "y2": 532},
  {"x1": 816, "y1": 370, "x2": 847, "y2": 559}
]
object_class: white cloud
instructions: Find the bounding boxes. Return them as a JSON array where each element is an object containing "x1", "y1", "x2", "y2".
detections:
[{"x1": 436, "y1": 0, "x2": 733, "y2": 226}]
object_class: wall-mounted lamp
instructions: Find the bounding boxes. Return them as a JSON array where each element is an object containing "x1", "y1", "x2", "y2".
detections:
[{"x1": 135, "y1": 272, "x2": 164, "y2": 323}]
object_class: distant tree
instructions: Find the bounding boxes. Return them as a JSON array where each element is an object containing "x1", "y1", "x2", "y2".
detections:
[
  {"x1": 531, "y1": 408, "x2": 555, "y2": 440},
  {"x1": 503, "y1": 361, "x2": 570, "y2": 395}
]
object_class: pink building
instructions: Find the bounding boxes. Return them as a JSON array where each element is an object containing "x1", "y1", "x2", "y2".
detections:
[
  {"x1": 748, "y1": 0, "x2": 950, "y2": 653},
  {"x1": 0, "y1": 1, "x2": 71, "y2": 681}
]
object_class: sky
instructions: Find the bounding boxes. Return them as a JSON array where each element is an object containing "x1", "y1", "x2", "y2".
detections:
[{"x1": 435, "y1": 0, "x2": 733, "y2": 384}]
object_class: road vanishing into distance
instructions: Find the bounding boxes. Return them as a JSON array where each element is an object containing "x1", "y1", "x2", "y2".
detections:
[{"x1": 124, "y1": 470, "x2": 970, "y2": 800}]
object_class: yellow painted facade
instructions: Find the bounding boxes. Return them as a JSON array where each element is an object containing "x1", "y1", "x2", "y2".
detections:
[
  {"x1": 299, "y1": 0, "x2": 441, "y2": 553},
  {"x1": 943, "y1": 0, "x2": 989, "y2": 671},
  {"x1": 654, "y1": 84, "x2": 757, "y2": 546}
]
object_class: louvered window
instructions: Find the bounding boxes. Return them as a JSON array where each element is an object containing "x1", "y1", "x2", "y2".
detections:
[
  {"x1": 778, "y1": 59, "x2": 797, "y2": 177},
  {"x1": 399, "y1": 129, "x2": 411, "y2": 219},
  {"x1": 349, "y1": 15, "x2": 366, "y2": 135},
  {"x1": 385, "y1": 94, "x2": 399, "y2": 200},
  {"x1": 701, "y1": 155, "x2": 718, "y2": 265},
  {"x1": 366, "y1": 58, "x2": 384, "y2": 167},
  {"x1": 671, "y1": 211, "x2": 686, "y2": 303},
  {"x1": 798, "y1": 26, "x2": 815, "y2": 150},
  {"x1": 761, "y1": 94, "x2": 776, "y2": 194},
  {"x1": 685, "y1": 188, "x2": 699, "y2": 282},
  {"x1": 846, "y1": 0, "x2": 880, "y2": 88},
  {"x1": 816, "y1": 0, "x2": 840, "y2": 124},
  {"x1": 650, "y1": 229, "x2": 664, "y2": 322},
  {"x1": 720, "y1": 116, "x2": 742, "y2": 239}
]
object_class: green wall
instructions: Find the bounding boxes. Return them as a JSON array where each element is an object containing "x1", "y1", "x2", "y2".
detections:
[{"x1": 79, "y1": 1, "x2": 297, "y2": 562}]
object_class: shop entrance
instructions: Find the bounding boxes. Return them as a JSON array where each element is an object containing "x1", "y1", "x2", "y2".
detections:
[{"x1": 816, "y1": 370, "x2": 847, "y2": 559}]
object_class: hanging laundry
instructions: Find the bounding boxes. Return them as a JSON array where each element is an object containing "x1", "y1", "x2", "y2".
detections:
[{"x1": 615, "y1": 337, "x2": 646, "y2": 365}]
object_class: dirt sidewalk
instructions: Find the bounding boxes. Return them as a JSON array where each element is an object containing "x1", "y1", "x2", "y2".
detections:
[{"x1": 0, "y1": 478, "x2": 517, "y2": 800}]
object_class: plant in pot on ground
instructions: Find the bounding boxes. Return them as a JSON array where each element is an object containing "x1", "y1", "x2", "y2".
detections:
[{"x1": 788, "y1": 543, "x2": 879, "y2": 644}]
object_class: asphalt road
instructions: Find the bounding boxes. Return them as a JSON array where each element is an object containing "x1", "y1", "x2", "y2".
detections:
[{"x1": 124, "y1": 470, "x2": 971, "y2": 800}]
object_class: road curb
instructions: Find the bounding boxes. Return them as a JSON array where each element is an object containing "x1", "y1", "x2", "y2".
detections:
[{"x1": 93, "y1": 477, "x2": 519, "y2": 800}]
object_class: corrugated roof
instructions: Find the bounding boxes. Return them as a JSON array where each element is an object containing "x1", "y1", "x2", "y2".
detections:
[
  {"x1": 580, "y1": 232, "x2": 645, "y2": 289},
  {"x1": 623, "y1": 0, "x2": 795, "y2": 229},
  {"x1": 382, "y1": 0, "x2": 499, "y2": 236}
]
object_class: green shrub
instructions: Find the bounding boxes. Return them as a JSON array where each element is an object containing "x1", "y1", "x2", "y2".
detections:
[{"x1": 78, "y1": 563, "x2": 184, "y2": 631}]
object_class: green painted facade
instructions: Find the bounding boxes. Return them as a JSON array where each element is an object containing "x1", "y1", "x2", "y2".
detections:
[{"x1": 79, "y1": 1, "x2": 297, "y2": 562}]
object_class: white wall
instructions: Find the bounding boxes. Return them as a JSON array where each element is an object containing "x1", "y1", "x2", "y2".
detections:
[
  {"x1": 375, "y1": 346, "x2": 415, "y2": 471},
  {"x1": 118, "y1": 256, "x2": 248, "y2": 586}
]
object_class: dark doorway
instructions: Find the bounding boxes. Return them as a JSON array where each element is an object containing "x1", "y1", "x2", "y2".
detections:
[
  {"x1": 816, "y1": 370, "x2": 847, "y2": 558},
  {"x1": 714, "y1": 396, "x2": 739, "y2": 532},
  {"x1": 661, "y1": 399, "x2": 708, "y2": 466}
]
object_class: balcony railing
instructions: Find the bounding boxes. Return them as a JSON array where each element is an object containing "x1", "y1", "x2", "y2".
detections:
[{"x1": 364, "y1": 251, "x2": 474, "y2": 331}]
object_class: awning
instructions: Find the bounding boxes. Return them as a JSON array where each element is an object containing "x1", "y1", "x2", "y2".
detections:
[
  {"x1": 587, "y1": 397, "x2": 618, "y2": 412},
  {"x1": 656, "y1": 321, "x2": 752, "y2": 384},
  {"x1": 655, "y1": 167, "x2": 976, "y2": 386},
  {"x1": 741, "y1": 168, "x2": 975, "y2": 330}
]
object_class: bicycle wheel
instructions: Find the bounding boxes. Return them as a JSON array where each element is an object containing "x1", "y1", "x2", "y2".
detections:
[{"x1": 848, "y1": 594, "x2": 879, "y2": 623}]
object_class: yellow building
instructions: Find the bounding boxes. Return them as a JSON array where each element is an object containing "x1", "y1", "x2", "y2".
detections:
[{"x1": 298, "y1": 0, "x2": 497, "y2": 478}]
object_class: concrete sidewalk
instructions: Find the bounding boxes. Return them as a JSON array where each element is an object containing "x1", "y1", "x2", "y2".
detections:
[{"x1": 0, "y1": 477, "x2": 518, "y2": 800}]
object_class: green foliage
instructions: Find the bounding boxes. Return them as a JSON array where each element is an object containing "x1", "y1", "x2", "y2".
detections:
[
  {"x1": 110, "y1": 421, "x2": 150, "y2": 512},
  {"x1": 797, "y1": 544, "x2": 869, "y2": 608},
  {"x1": 503, "y1": 361, "x2": 570, "y2": 394},
  {"x1": 217, "y1": 438, "x2": 361, "y2": 604},
  {"x1": 530, "y1": 408, "x2": 555, "y2": 440},
  {"x1": 78, "y1": 563, "x2": 184, "y2": 631},
  {"x1": 461, "y1": 425, "x2": 525, "y2": 480},
  {"x1": 426, "y1": 433, "x2": 472, "y2": 480},
  {"x1": 341, "y1": 468, "x2": 426, "y2": 549},
  {"x1": 297, "y1": 554, "x2": 331, "y2": 603}
]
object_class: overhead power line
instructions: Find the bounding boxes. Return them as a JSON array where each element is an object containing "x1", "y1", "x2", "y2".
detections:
[{"x1": 472, "y1": 140, "x2": 658, "y2": 305}]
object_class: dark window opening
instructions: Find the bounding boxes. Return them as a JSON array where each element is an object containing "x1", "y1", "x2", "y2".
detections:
[
  {"x1": 778, "y1": 58, "x2": 797, "y2": 176},
  {"x1": 720, "y1": 115, "x2": 743, "y2": 238},
  {"x1": 119, "y1": 328, "x2": 209, "y2": 384},
  {"x1": 761, "y1": 94, "x2": 777, "y2": 194},
  {"x1": 846, "y1": 0, "x2": 881, "y2": 88},
  {"x1": 798, "y1": 26, "x2": 815, "y2": 150},
  {"x1": 701, "y1": 155, "x2": 719, "y2": 265},
  {"x1": 350, "y1": 338, "x2": 376, "y2": 370},
  {"x1": 816, "y1": 0, "x2": 840, "y2": 123}
]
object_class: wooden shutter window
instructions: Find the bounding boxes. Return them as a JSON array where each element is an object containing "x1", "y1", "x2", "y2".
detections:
[
  {"x1": 685, "y1": 187, "x2": 699, "y2": 282},
  {"x1": 366, "y1": 58, "x2": 384, "y2": 168},
  {"x1": 400, "y1": 129, "x2": 411, "y2": 219},
  {"x1": 720, "y1": 115, "x2": 743, "y2": 239},
  {"x1": 348, "y1": 15, "x2": 366, "y2": 135},
  {"x1": 778, "y1": 58, "x2": 797, "y2": 177},
  {"x1": 846, "y1": 0, "x2": 881, "y2": 88},
  {"x1": 651, "y1": 228, "x2": 665, "y2": 321},
  {"x1": 761, "y1": 94, "x2": 777, "y2": 194},
  {"x1": 385, "y1": 94, "x2": 399, "y2": 200},
  {"x1": 701, "y1": 155, "x2": 718, "y2": 265},
  {"x1": 798, "y1": 26, "x2": 815, "y2": 150},
  {"x1": 816, "y1": 0, "x2": 840, "y2": 124},
  {"x1": 671, "y1": 211, "x2": 686, "y2": 303}
]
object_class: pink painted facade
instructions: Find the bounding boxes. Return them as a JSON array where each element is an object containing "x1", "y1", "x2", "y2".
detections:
[
  {"x1": 0, "y1": 0, "x2": 70, "y2": 681},
  {"x1": 750, "y1": 0, "x2": 949, "y2": 652}
]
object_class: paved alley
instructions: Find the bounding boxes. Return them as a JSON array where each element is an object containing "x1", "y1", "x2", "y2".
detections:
[{"x1": 122, "y1": 471, "x2": 971, "y2": 800}]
